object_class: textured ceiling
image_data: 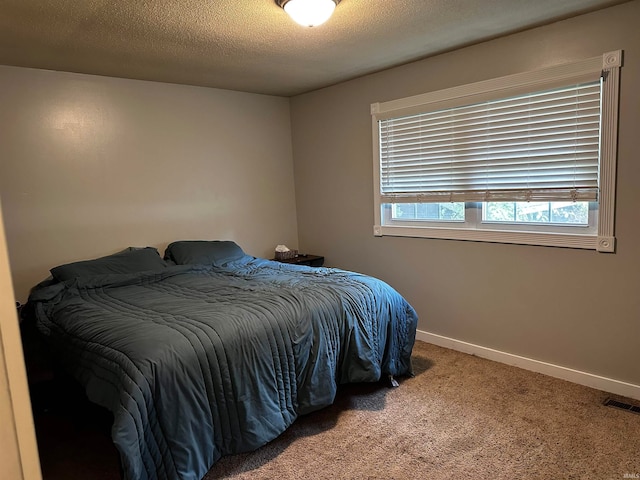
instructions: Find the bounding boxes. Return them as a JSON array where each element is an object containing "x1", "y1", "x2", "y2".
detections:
[{"x1": 0, "y1": 0, "x2": 630, "y2": 96}]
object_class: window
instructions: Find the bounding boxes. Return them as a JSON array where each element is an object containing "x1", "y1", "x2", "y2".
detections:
[{"x1": 371, "y1": 51, "x2": 621, "y2": 252}]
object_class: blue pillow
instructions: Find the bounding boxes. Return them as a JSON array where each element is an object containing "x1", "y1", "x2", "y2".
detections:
[
  {"x1": 51, "y1": 247, "x2": 167, "y2": 281},
  {"x1": 164, "y1": 240, "x2": 246, "y2": 266}
]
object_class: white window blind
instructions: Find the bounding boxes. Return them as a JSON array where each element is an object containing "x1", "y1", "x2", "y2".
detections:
[{"x1": 379, "y1": 81, "x2": 602, "y2": 204}]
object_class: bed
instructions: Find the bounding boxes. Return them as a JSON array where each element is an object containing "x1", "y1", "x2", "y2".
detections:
[{"x1": 25, "y1": 241, "x2": 418, "y2": 480}]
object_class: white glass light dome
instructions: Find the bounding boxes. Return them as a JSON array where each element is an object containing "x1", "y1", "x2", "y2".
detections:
[{"x1": 282, "y1": 0, "x2": 337, "y2": 27}]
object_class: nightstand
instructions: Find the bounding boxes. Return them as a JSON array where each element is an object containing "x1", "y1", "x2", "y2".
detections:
[{"x1": 273, "y1": 254, "x2": 324, "y2": 267}]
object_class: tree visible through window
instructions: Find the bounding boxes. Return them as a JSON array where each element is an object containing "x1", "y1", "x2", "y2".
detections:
[
  {"x1": 484, "y1": 202, "x2": 589, "y2": 225},
  {"x1": 392, "y1": 203, "x2": 464, "y2": 221}
]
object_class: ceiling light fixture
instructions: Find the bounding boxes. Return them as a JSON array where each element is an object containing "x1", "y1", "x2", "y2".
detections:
[{"x1": 276, "y1": 0, "x2": 341, "y2": 27}]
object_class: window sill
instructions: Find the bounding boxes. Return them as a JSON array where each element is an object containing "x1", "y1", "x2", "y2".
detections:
[{"x1": 373, "y1": 225, "x2": 615, "y2": 252}]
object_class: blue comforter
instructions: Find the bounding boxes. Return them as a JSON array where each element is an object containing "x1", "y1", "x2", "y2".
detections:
[{"x1": 29, "y1": 257, "x2": 417, "y2": 480}]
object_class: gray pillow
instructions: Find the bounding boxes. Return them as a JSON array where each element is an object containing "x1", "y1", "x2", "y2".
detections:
[
  {"x1": 164, "y1": 240, "x2": 246, "y2": 266},
  {"x1": 51, "y1": 247, "x2": 167, "y2": 281}
]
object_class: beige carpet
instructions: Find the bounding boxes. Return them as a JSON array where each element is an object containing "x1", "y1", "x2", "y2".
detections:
[{"x1": 205, "y1": 341, "x2": 640, "y2": 480}]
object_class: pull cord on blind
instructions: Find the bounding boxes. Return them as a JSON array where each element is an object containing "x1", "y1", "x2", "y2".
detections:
[{"x1": 379, "y1": 80, "x2": 602, "y2": 204}]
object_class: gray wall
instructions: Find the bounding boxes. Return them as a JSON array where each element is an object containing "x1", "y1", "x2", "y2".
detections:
[
  {"x1": 0, "y1": 67, "x2": 298, "y2": 301},
  {"x1": 291, "y1": 1, "x2": 640, "y2": 385}
]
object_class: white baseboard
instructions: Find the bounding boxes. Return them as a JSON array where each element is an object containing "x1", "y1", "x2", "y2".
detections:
[{"x1": 416, "y1": 329, "x2": 640, "y2": 401}]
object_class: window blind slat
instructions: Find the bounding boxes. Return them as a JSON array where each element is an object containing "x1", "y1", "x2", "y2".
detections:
[
  {"x1": 383, "y1": 108, "x2": 600, "y2": 141},
  {"x1": 382, "y1": 139, "x2": 600, "y2": 162},
  {"x1": 381, "y1": 124, "x2": 601, "y2": 155},
  {"x1": 381, "y1": 86, "x2": 600, "y2": 125},
  {"x1": 382, "y1": 96, "x2": 600, "y2": 131}
]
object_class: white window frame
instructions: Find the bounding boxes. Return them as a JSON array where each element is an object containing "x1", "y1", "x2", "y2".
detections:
[{"x1": 371, "y1": 51, "x2": 622, "y2": 252}]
